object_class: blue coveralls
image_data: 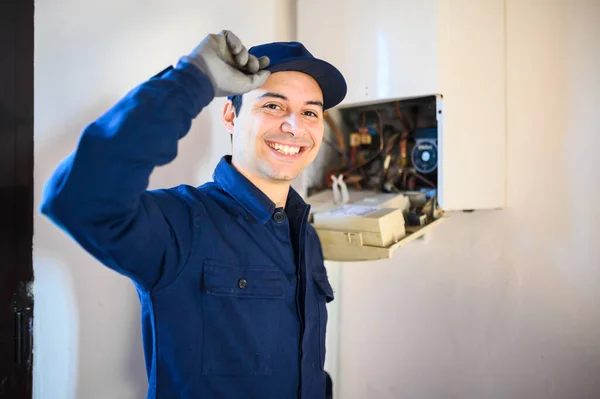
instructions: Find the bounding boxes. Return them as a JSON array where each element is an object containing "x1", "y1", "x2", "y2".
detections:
[{"x1": 40, "y1": 59, "x2": 335, "y2": 399}]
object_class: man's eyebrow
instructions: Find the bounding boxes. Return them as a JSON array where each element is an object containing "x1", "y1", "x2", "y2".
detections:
[
  {"x1": 257, "y1": 92, "x2": 288, "y2": 101},
  {"x1": 258, "y1": 92, "x2": 324, "y2": 109},
  {"x1": 306, "y1": 100, "x2": 324, "y2": 109}
]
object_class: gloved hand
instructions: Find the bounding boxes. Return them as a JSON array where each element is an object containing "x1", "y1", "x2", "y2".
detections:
[{"x1": 181, "y1": 30, "x2": 270, "y2": 97}]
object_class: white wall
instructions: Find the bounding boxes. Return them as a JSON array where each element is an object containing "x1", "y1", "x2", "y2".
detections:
[
  {"x1": 33, "y1": 1, "x2": 296, "y2": 397},
  {"x1": 333, "y1": 1, "x2": 600, "y2": 398}
]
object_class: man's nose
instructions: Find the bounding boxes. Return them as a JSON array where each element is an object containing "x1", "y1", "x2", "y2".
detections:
[{"x1": 281, "y1": 113, "x2": 307, "y2": 136}]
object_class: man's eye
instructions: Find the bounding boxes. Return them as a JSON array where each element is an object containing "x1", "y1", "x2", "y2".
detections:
[
  {"x1": 264, "y1": 104, "x2": 281, "y2": 110},
  {"x1": 304, "y1": 111, "x2": 318, "y2": 117}
]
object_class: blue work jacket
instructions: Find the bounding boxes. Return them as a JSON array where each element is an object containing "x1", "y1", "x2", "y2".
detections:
[{"x1": 40, "y1": 60, "x2": 335, "y2": 398}]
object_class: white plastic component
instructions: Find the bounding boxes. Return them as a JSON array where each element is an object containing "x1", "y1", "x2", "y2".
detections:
[{"x1": 330, "y1": 175, "x2": 350, "y2": 205}]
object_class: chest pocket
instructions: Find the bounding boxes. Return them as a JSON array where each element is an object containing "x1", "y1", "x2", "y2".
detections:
[
  {"x1": 312, "y1": 268, "x2": 335, "y2": 369},
  {"x1": 201, "y1": 260, "x2": 284, "y2": 376}
]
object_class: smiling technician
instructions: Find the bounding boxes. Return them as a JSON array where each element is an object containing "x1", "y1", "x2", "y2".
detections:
[{"x1": 40, "y1": 30, "x2": 347, "y2": 398}]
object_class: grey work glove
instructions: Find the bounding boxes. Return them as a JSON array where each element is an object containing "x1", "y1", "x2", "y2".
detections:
[{"x1": 181, "y1": 30, "x2": 271, "y2": 97}]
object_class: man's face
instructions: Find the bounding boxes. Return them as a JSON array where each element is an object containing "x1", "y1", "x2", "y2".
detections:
[{"x1": 223, "y1": 71, "x2": 325, "y2": 183}]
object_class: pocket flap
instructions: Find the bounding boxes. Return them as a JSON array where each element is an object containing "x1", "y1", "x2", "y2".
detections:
[
  {"x1": 203, "y1": 261, "x2": 284, "y2": 298},
  {"x1": 313, "y1": 271, "x2": 335, "y2": 303}
]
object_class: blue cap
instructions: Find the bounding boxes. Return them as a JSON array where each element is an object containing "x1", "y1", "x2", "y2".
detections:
[{"x1": 229, "y1": 41, "x2": 347, "y2": 110}]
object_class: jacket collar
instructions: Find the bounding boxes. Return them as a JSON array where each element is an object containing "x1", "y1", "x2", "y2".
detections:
[{"x1": 212, "y1": 155, "x2": 308, "y2": 224}]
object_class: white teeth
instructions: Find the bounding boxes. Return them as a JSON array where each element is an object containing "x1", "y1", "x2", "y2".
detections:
[{"x1": 268, "y1": 142, "x2": 300, "y2": 155}]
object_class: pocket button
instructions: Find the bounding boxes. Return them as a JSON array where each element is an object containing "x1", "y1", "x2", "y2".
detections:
[{"x1": 238, "y1": 279, "x2": 248, "y2": 289}]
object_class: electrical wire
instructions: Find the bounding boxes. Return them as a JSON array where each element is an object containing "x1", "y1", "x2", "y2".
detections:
[
  {"x1": 341, "y1": 108, "x2": 385, "y2": 176},
  {"x1": 322, "y1": 137, "x2": 346, "y2": 157}
]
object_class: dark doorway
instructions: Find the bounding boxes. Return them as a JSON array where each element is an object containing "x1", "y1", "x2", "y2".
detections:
[{"x1": 0, "y1": 0, "x2": 35, "y2": 397}]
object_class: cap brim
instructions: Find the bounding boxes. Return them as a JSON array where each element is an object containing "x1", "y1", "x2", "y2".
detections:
[{"x1": 266, "y1": 56, "x2": 347, "y2": 110}]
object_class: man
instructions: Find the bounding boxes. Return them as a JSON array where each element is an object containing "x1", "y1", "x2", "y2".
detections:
[{"x1": 40, "y1": 30, "x2": 347, "y2": 399}]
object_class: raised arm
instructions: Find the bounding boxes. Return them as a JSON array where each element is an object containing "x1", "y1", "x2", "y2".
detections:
[{"x1": 40, "y1": 30, "x2": 270, "y2": 290}]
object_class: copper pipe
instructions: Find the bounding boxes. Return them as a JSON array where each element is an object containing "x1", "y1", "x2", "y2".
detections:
[{"x1": 323, "y1": 111, "x2": 346, "y2": 151}]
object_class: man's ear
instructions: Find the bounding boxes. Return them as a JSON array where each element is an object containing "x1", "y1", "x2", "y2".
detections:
[{"x1": 222, "y1": 100, "x2": 235, "y2": 135}]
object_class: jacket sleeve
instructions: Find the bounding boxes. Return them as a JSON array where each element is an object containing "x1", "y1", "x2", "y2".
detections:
[{"x1": 40, "y1": 60, "x2": 214, "y2": 291}]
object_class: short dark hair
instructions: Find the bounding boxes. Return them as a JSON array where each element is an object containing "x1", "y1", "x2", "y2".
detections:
[
  {"x1": 231, "y1": 95, "x2": 243, "y2": 116},
  {"x1": 229, "y1": 95, "x2": 243, "y2": 144}
]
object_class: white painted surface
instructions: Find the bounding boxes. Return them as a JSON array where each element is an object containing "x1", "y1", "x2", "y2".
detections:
[
  {"x1": 330, "y1": 1, "x2": 600, "y2": 398},
  {"x1": 33, "y1": 1, "x2": 296, "y2": 397},
  {"x1": 298, "y1": 0, "x2": 439, "y2": 106}
]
